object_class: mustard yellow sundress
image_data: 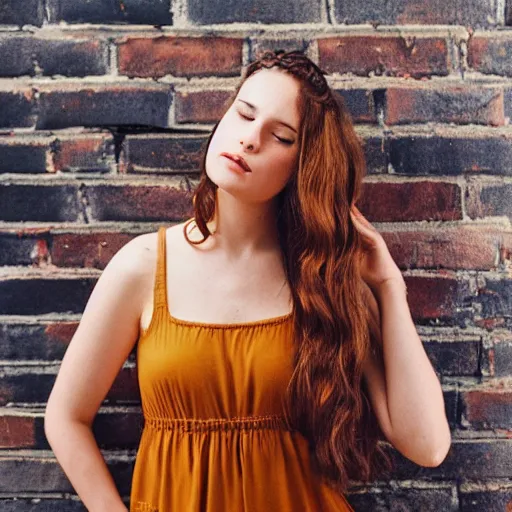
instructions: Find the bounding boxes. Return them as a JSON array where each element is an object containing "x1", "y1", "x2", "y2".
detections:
[{"x1": 129, "y1": 226, "x2": 354, "y2": 511}]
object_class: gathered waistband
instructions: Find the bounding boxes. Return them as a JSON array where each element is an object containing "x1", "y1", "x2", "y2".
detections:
[{"x1": 144, "y1": 414, "x2": 294, "y2": 433}]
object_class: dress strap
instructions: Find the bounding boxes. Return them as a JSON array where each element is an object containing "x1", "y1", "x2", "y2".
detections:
[{"x1": 154, "y1": 226, "x2": 168, "y2": 309}]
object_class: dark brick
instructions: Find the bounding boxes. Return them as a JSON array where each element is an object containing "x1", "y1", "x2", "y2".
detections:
[
  {"x1": 361, "y1": 135, "x2": 388, "y2": 174},
  {"x1": 385, "y1": 86, "x2": 505, "y2": 126},
  {"x1": 492, "y1": 331, "x2": 512, "y2": 377},
  {"x1": 381, "y1": 226, "x2": 507, "y2": 270},
  {"x1": 459, "y1": 482, "x2": 512, "y2": 512},
  {"x1": 0, "y1": 366, "x2": 138, "y2": 405},
  {"x1": 86, "y1": 184, "x2": 193, "y2": 222},
  {"x1": 0, "y1": 498, "x2": 87, "y2": 511},
  {"x1": 443, "y1": 388, "x2": 458, "y2": 428},
  {"x1": 47, "y1": 0, "x2": 172, "y2": 25},
  {"x1": 334, "y1": 0, "x2": 498, "y2": 26},
  {"x1": 0, "y1": 184, "x2": 80, "y2": 222},
  {"x1": 0, "y1": 322, "x2": 77, "y2": 360},
  {"x1": 51, "y1": 231, "x2": 136, "y2": 268},
  {"x1": 468, "y1": 34, "x2": 512, "y2": 77},
  {"x1": 318, "y1": 36, "x2": 450, "y2": 79},
  {"x1": 0, "y1": 409, "x2": 142, "y2": 449},
  {"x1": 0, "y1": 453, "x2": 134, "y2": 494},
  {"x1": 359, "y1": 181, "x2": 462, "y2": 222},
  {"x1": 0, "y1": 0, "x2": 44, "y2": 26},
  {"x1": 475, "y1": 277, "x2": 512, "y2": 327},
  {"x1": 405, "y1": 275, "x2": 458, "y2": 323},
  {"x1": 188, "y1": 0, "x2": 322, "y2": 24},
  {"x1": 175, "y1": 90, "x2": 233, "y2": 124},
  {"x1": 249, "y1": 39, "x2": 310, "y2": 61},
  {"x1": 0, "y1": 277, "x2": 96, "y2": 315},
  {"x1": 389, "y1": 131, "x2": 512, "y2": 176},
  {"x1": 0, "y1": 36, "x2": 108, "y2": 77},
  {"x1": 0, "y1": 88, "x2": 36, "y2": 128},
  {"x1": 93, "y1": 409, "x2": 143, "y2": 449},
  {"x1": 424, "y1": 340, "x2": 481, "y2": 376},
  {"x1": 0, "y1": 138, "x2": 49, "y2": 173},
  {"x1": 50, "y1": 134, "x2": 116, "y2": 172},
  {"x1": 390, "y1": 439, "x2": 512, "y2": 479},
  {"x1": 460, "y1": 387, "x2": 512, "y2": 429},
  {"x1": 36, "y1": 83, "x2": 173, "y2": 129},
  {"x1": 466, "y1": 182, "x2": 512, "y2": 220},
  {"x1": 347, "y1": 484, "x2": 457, "y2": 512},
  {"x1": 123, "y1": 135, "x2": 206, "y2": 173},
  {"x1": 0, "y1": 232, "x2": 51, "y2": 266},
  {"x1": 335, "y1": 89, "x2": 378, "y2": 124},
  {"x1": 107, "y1": 366, "x2": 140, "y2": 403},
  {"x1": 118, "y1": 36, "x2": 243, "y2": 79}
]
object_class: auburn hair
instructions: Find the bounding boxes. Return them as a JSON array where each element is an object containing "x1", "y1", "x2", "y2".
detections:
[{"x1": 183, "y1": 50, "x2": 393, "y2": 492}]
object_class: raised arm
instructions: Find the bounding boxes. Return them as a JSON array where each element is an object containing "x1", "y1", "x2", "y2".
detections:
[{"x1": 44, "y1": 232, "x2": 157, "y2": 512}]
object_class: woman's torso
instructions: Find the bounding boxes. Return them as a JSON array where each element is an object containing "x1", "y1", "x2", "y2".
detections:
[{"x1": 139, "y1": 219, "x2": 293, "y2": 332}]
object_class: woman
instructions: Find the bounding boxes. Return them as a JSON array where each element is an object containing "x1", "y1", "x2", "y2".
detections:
[{"x1": 44, "y1": 50, "x2": 451, "y2": 511}]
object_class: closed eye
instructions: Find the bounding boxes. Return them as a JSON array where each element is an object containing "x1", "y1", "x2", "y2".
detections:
[{"x1": 237, "y1": 112, "x2": 294, "y2": 145}]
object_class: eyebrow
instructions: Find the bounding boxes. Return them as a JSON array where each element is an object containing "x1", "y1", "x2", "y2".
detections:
[{"x1": 237, "y1": 99, "x2": 298, "y2": 134}]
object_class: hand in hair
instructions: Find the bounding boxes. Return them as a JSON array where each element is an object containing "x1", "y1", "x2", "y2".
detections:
[{"x1": 350, "y1": 205, "x2": 405, "y2": 294}]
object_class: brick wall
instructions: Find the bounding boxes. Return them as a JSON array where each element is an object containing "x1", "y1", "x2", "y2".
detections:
[{"x1": 0, "y1": 1, "x2": 511, "y2": 510}]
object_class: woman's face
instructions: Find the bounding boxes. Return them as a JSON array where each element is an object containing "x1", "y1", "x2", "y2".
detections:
[{"x1": 205, "y1": 68, "x2": 301, "y2": 204}]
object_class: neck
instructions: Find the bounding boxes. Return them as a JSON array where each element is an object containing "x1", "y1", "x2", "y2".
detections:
[{"x1": 206, "y1": 188, "x2": 281, "y2": 258}]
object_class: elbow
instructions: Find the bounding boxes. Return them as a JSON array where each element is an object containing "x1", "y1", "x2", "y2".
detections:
[
  {"x1": 392, "y1": 425, "x2": 452, "y2": 468},
  {"x1": 417, "y1": 430, "x2": 452, "y2": 468}
]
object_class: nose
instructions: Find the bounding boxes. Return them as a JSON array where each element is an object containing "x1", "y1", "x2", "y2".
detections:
[{"x1": 240, "y1": 121, "x2": 262, "y2": 152}]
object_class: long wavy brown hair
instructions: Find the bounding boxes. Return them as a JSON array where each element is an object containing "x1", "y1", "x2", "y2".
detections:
[{"x1": 183, "y1": 50, "x2": 393, "y2": 492}]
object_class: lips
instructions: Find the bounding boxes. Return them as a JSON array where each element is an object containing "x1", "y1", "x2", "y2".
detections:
[{"x1": 220, "y1": 152, "x2": 252, "y2": 173}]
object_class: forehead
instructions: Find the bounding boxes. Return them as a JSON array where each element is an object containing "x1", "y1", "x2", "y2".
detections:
[{"x1": 237, "y1": 68, "x2": 301, "y2": 120}]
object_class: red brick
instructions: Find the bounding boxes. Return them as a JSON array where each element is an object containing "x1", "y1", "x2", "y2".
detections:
[
  {"x1": 461, "y1": 387, "x2": 512, "y2": 429},
  {"x1": 0, "y1": 415, "x2": 35, "y2": 448},
  {"x1": 175, "y1": 90, "x2": 233, "y2": 124},
  {"x1": 385, "y1": 86, "x2": 505, "y2": 126},
  {"x1": 118, "y1": 36, "x2": 243, "y2": 78},
  {"x1": 381, "y1": 225, "x2": 508, "y2": 270},
  {"x1": 468, "y1": 34, "x2": 512, "y2": 77},
  {"x1": 318, "y1": 36, "x2": 450, "y2": 78},
  {"x1": 86, "y1": 183, "x2": 194, "y2": 222},
  {"x1": 50, "y1": 134, "x2": 116, "y2": 172},
  {"x1": 359, "y1": 181, "x2": 462, "y2": 222},
  {"x1": 51, "y1": 232, "x2": 136, "y2": 268},
  {"x1": 404, "y1": 275, "x2": 458, "y2": 322}
]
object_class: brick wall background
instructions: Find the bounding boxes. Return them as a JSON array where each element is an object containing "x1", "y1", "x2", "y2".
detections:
[{"x1": 0, "y1": 0, "x2": 511, "y2": 510}]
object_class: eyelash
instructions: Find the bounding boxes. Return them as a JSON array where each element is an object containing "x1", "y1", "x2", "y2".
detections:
[{"x1": 237, "y1": 112, "x2": 294, "y2": 145}]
